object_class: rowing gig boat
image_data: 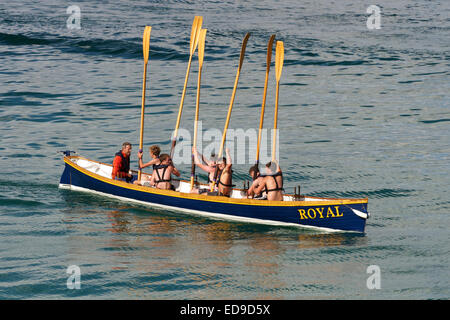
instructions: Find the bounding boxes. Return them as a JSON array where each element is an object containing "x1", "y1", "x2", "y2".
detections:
[{"x1": 59, "y1": 152, "x2": 370, "y2": 232}]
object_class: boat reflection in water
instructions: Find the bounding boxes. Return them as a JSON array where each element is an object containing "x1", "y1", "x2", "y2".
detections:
[{"x1": 60, "y1": 189, "x2": 367, "y2": 298}]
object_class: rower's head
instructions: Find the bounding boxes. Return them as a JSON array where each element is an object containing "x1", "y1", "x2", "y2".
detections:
[
  {"x1": 217, "y1": 157, "x2": 227, "y2": 170},
  {"x1": 209, "y1": 152, "x2": 218, "y2": 167},
  {"x1": 265, "y1": 161, "x2": 277, "y2": 174},
  {"x1": 149, "y1": 145, "x2": 161, "y2": 159},
  {"x1": 249, "y1": 165, "x2": 260, "y2": 180},
  {"x1": 159, "y1": 153, "x2": 170, "y2": 165},
  {"x1": 122, "y1": 142, "x2": 132, "y2": 156}
]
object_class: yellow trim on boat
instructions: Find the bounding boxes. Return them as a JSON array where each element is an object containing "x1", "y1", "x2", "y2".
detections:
[{"x1": 64, "y1": 156, "x2": 368, "y2": 207}]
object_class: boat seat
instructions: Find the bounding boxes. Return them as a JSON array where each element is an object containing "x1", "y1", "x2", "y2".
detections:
[{"x1": 73, "y1": 159, "x2": 112, "y2": 178}]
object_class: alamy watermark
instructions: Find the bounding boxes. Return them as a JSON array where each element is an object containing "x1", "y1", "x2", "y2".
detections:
[
  {"x1": 66, "y1": 5, "x2": 81, "y2": 30},
  {"x1": 366, "y1": 265, "x2": 381, "y2": 289},
  {"x1": 169, "y1": 121, "x2": 279, "y2": 165},
  {"x1": 66, "y1": 265, "x2": 81, "y2": 289},
  {"x1": 366, "y1": 5, "x2": 381, "y2": 30},
  {"x1": 65, "y1": 5, "x2": 381, "y2": 32}
]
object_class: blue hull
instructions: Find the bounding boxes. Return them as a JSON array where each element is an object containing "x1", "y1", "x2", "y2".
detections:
[{"x1": 60, "y1": 157, "x2": 369, "y2": 232}]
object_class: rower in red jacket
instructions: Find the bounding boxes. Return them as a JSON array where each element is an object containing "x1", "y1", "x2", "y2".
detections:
[{"x1": 112, "y1": 142, "x2": 133, "y2": 182}]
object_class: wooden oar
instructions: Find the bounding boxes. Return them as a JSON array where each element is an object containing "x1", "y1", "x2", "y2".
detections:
[
  {"x1": 255, "y1": 34, "x2": 275, "y2": 166},
  {"x1": 170, "y1": 16, "x2": 203, "y2": 159},
  {"x1": 210, "y1": 32, "x2": 251, "y2": 192},
  {"x1": 272, "y1": 41, "x2": 284, "y2": 162},
  {"x1": 190, "y1": 28, "x2": 207, "y2": 191},
  {"x1": 138, "y1": 26, "x2": 152, "y2": 181}
]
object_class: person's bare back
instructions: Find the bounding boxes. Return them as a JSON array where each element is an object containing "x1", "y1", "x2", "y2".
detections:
[
  {"x1": 254, "y1": 161, "x2": 283, "y2": 201},
  {"x1": 217, "y1": 166, "x2": 233, "y2": 196},
  {"x1": 150, "y1": 154, "x2": 180, "y2": 190}
]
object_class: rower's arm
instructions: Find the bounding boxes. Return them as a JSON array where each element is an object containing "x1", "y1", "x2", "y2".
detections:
[
  {"x1": 197, "y1": 162, "x2": 214, "y2": 174},
  {"x1": 171, "y1": 165, "x2": 181, "y2": 177},
  {"x1": 149, "y1": 170, "x2": 156, "y2": 186},
  {"x1": 193, "y1": 149, "x2": 202, "y2": 165},
  {"x1": 253, "y1": 178, "x2": 266, "y2": 196},
  {"x1": 112, "y1": 155, "x2": 121, "y2": 179},
  {"x1": 272, "y1": 159, "x2": 281, "y2": 173},
  {"x1": 247, "y1": 179, "x2": 259, "y2": 197},
  {"x1": 193, "y1": 147, "x2": 214, "y2": 173},
  {"x1": 202, "y1": 154, "x2": 213, "y2": 166},
  {"x1": 225, "y1": 148, "x2": 232, "y2": 170},
  {"x1": 141, "y1": 157, "x2": 158, "y2": 169}
]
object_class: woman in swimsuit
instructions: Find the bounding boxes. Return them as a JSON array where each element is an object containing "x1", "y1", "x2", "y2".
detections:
[
  {"x1": 149, "y1": 153, "x2": 180, "y2": 190},
  {"x1": 253, "y1": 161, "x2": 284, "y2": 201},
  {"x1": 134, "y1": 145, "x2": 162, "y2": 185},
  {"x1": 247, "y1": 164, "x2": 266, "y2": 199}
]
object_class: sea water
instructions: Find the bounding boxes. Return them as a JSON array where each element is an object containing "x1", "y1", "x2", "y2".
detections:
[{"x1": 0, "y1": 0, "x2": 448, "y2": 299}]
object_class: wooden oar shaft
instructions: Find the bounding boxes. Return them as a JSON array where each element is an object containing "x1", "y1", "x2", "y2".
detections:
[
  {"x1": 192, "y1": 66, "x2": 202, "y2": 150},
  {"x1": 271, "y1": 81, "x2": 279, "y2": 162},
  {"x1": 139, "y1": 63, "x2": 148, "y2": 151},
  {"x1": 256, "y1": 35, "x2": 275, "y2": 164},
  {"x1": 256, "y1": 70, "x2": 269, "y2": 164},
  {"x1": 190, "y1": 59, "x2": 203, "y2": 189},
  {"x1": 190, "y1": 117, "x2": 200, "y2": 189},
  {"x1": 172, "y1": 54, "x2": 193, "y2": 143},
  {"x1": 210, "y1": 32, "x2": 250, "y2": 191},
  {"x1": 190, "y1": 29, "x2": 207, "y2": 190},
  {"x1": 217, "y1": 70, "x2": 240, "y2": 159},
  {"x1": 138, "y1": 26, "x2": 151, "y2": 180},
  {"x1": 138, "y1": 64, "x2": 148, "y2": 180},
  {"x1": 170, "y1": 17, "x2": 203, "y2": 159}
]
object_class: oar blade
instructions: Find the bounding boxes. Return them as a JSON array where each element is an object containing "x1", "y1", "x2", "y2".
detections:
[
  {"x1": 170, "y1": 16, "x2": 203, "y2": 159},
  {"x1": 275, "y1": 41, "x2": 284, "y2": 82},
  {"x1": 238, "y1": 32, "x2": 251, "y2": 71},
  {"x1": 198, "y1": 29, "x2": 207, "y2": 66},
  {"x1": 142, "y1": 26, "x2": 152, "y2": 64},
  {"x1": 190, "y1": 16, "x2": 203, "y2": 55},
  {"x1": 266, "y1": 34, "x2": 276, "y2": 70}
]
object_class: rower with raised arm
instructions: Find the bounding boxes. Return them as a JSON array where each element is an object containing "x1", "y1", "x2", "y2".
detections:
[{"x1": 191, "y1": 147, "x2": 233, "y2": 196}]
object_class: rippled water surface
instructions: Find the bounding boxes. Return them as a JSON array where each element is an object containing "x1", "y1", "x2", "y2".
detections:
[{"x1": 0, "y1": 1, "x2": 449, "y2": 299}]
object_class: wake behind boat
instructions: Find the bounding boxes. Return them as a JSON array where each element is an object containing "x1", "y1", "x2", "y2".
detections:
[{"x1": 59, "y1": 154, "x2": 369, "y2": 232}]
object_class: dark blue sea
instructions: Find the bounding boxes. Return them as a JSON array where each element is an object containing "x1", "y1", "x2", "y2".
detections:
[{"x1": 0, "y1": 0, "x2": 449, "y2": 299}]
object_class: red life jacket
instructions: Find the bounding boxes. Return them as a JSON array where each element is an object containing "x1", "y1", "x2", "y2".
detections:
[{"x1": 114, "y1": 151, "x2": 130, "y2": 176}]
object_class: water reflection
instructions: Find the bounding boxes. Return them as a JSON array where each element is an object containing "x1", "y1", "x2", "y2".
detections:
[
  {"x1": 295, "y1": 232, "x2": 367, "y2": 249},
  {"x1": 60, "y1": 189, "x2": 368, "y2": 298}
]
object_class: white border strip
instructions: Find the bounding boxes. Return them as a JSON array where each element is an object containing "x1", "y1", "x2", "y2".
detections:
[{"x1": 59, "y1": 183, "x2": 347, "y2": 233}]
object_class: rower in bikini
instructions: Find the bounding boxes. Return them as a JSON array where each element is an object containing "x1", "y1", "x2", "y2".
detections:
[
  {"x1": 247, "y1": 164, "x2": 266, "y2": 199},
  {"x1": 148, "y1": 153, "x2": 180, "y2": 190},
  {"x1": 134, "y1": 145, "x2": 162, "y2": 186},
  {"x1": 253, "y1": 161, "x2": 284, "y2": 201}
]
